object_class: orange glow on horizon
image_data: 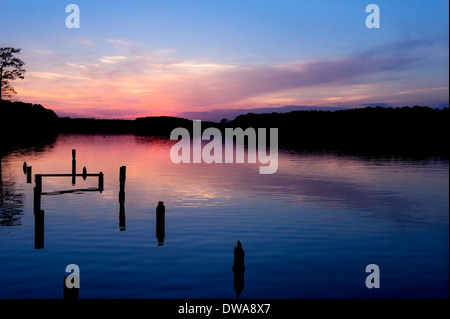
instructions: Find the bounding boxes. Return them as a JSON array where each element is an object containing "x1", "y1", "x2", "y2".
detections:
[{"x1": 10, "y1": 48, "x2": 448, "y2": 120}]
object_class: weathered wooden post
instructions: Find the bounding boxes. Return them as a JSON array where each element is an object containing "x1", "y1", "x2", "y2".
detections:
[
  {"x1": 35, "y1": 174, "x2": 42, "y2": 194},
  {"x1": 119, "y1": 166, "x2": 127, "y2": 192},
  {"x1": 119, "y1": 166, "x2": 126, "y2": 200},
  {"x1": 98, "y1": 172, "x2": 104, "y2": 193},
  {"x1": 119, "y1": 166, "x2": 126, "y2": 187},
  {"x1": 233, "y1": 240, "x2": 245, "y2": 299},
  {"x1": 34, "y1": 174, "x2": 42, "y2": 213},
  {"x1": 156, "y1": 201, "x2": 165, "y2": 246},
  {"x1": 34, "y1": 209, "x2": 44, "y2": 249},
  {"x1": 26, "y1": 166, "x2": 32, "y2": 184},
  {"x1": 118, "y1": 166, "x2": 126, "y2": 230},
  {"x1": 72, "y1": 149, "x2": 76, "y2": 185}
]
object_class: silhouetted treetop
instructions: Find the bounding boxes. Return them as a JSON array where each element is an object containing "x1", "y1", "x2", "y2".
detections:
[{"x1": 0, "y1": 47, "x2": 26, "y2": 100}]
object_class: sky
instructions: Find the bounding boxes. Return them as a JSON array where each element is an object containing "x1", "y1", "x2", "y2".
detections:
[{"x1": 0, "y1": 0, "x2": 448, "y2": 121}]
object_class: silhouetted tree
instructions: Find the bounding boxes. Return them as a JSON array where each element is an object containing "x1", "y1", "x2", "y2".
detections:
[{"x1": 0, "y1": 47, "x2": 26, "y2": 100}]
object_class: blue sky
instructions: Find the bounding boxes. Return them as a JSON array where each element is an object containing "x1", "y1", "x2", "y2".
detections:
[{"x1": 1, "y1": 0, "x2": 448, "y2": 120}]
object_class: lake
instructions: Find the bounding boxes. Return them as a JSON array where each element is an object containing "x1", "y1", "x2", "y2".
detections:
[{"x1": 0, "y1": 134, "x2": 448, "y2": 299}]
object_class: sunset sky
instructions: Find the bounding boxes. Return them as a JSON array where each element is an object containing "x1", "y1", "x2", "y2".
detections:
[{"x1": 1, "y1": 0, "x2": 448, "y2": 121}]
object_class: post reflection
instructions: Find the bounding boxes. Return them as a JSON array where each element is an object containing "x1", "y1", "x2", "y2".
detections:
[
  {"x1": 119, "y1": 197, "x2": 126, "y2": 231},
  {"x1": 34, "y1": 209, "x2": 44, "y2": 249}
]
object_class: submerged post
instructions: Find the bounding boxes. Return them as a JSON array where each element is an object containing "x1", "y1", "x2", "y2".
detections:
[
  {"x1": 118, "y1": 166, "x2": 126, "y2": 230},
  {"x1": 35, "y1": 174, "x2": 42, "y2": 194},
  {"x1": 156, "y1": 201, "x2": 165, "y2": 246},
  {"x1": 26, "y1": 166, "x2": 32, "y2": 184},
  {"x1": 34, "y1": 174, "x2": 42, "y2": 213},
  {"x1": 119, "y1": 166, "x2": 126, "y2": 187},
  {"x1": 98, "y1": 172, "x2": 104, "y2": 193},
  {"x1": 72, "y1": 149, "x2": 76, "y2": 185},
  {"x1": 119, "y1": 200, "x2": 126, "y2": 231},
  {"x1": 119, "y1": 166, "x2": 126, "y2": 203},
  {"x1": 233, "y1": 240, "x2": 245, "y2": 299}
]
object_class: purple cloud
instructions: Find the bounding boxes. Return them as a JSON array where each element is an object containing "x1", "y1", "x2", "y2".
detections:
[{"x1": 176, "y1": 38, "x2": 439, "y2": 107}]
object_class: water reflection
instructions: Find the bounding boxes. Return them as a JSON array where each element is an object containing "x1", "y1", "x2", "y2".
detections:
[
  {"x1": 1, "y1": 135, "x2": 57, "y2": 229},
  {"x1": 0, "y1": 155, "x2": 24, "y2": 228},
  {"x1": 32, "y1": 171, "x2": 105, "y2": 248},
  {"x1": 132, "y1": 135, "x2": 448, "y2": 220},
  {"x1": 0, "y1": 134, "x2": 448, "y2": 298}
]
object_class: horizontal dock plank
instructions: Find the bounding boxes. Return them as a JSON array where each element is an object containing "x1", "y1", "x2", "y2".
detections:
[{"x1": 38, "y1": 173, "x2": 101, "y2": 177}]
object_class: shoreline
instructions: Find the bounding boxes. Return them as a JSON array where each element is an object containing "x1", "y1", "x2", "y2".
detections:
[{"x1": 1, "y1": 100, "x2": 449, "y2": 158}]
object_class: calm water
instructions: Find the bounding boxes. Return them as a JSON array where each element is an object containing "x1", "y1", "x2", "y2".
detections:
[{"x1": 0, "y1": 134, "x2": 448, "y2": 299}]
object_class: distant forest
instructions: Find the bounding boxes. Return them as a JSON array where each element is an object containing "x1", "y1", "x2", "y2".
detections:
[{"x1": 1, "y1": 99, "x2": 448, "y2": 157}]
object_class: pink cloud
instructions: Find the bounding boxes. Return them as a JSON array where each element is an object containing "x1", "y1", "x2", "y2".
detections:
[{"x1": 12, "y1": 38, "x2": 448, "y2": 119}]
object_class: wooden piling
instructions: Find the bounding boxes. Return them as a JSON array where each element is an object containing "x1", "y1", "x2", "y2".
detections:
[
  {"x1": 23, "y1": 162, "x2": 27, "y2": 174},
  {"x1": 82, "y1": 167, "x2": 87, "y2": 180},
  {"x1": 98, "y1": 172, "x2": 104, "y2": 192},
  {"x1": 34, "y1": 174, "x2": 42, "y2": 213},
  {"x1": 233, "y1": 240, "x2": 245, "y2": 271},
  {"x1": 72, "y1": 149, "x2": 76, "y2": 185},
  {"x1": 156, "y1": 201, "x2": 165, "y2": 246},
  {"x1": 119, "y1": 166, "x2": 126, "y2": 203},
  {"x1": 26, "y1": 166, "x2": 32, "y2": 184},
  {"x1": 233, "y1": 240, "x2": 245, "y2": 298},
  {"x1": 119, "y1": 166, "x2": 126, "y2": 189},
  {"x1": 35, "y1": 174, "x2": 42, "y2": 194},
  {"x1": 117, "y1": 166, "x2": 126, "y2": 230}
]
